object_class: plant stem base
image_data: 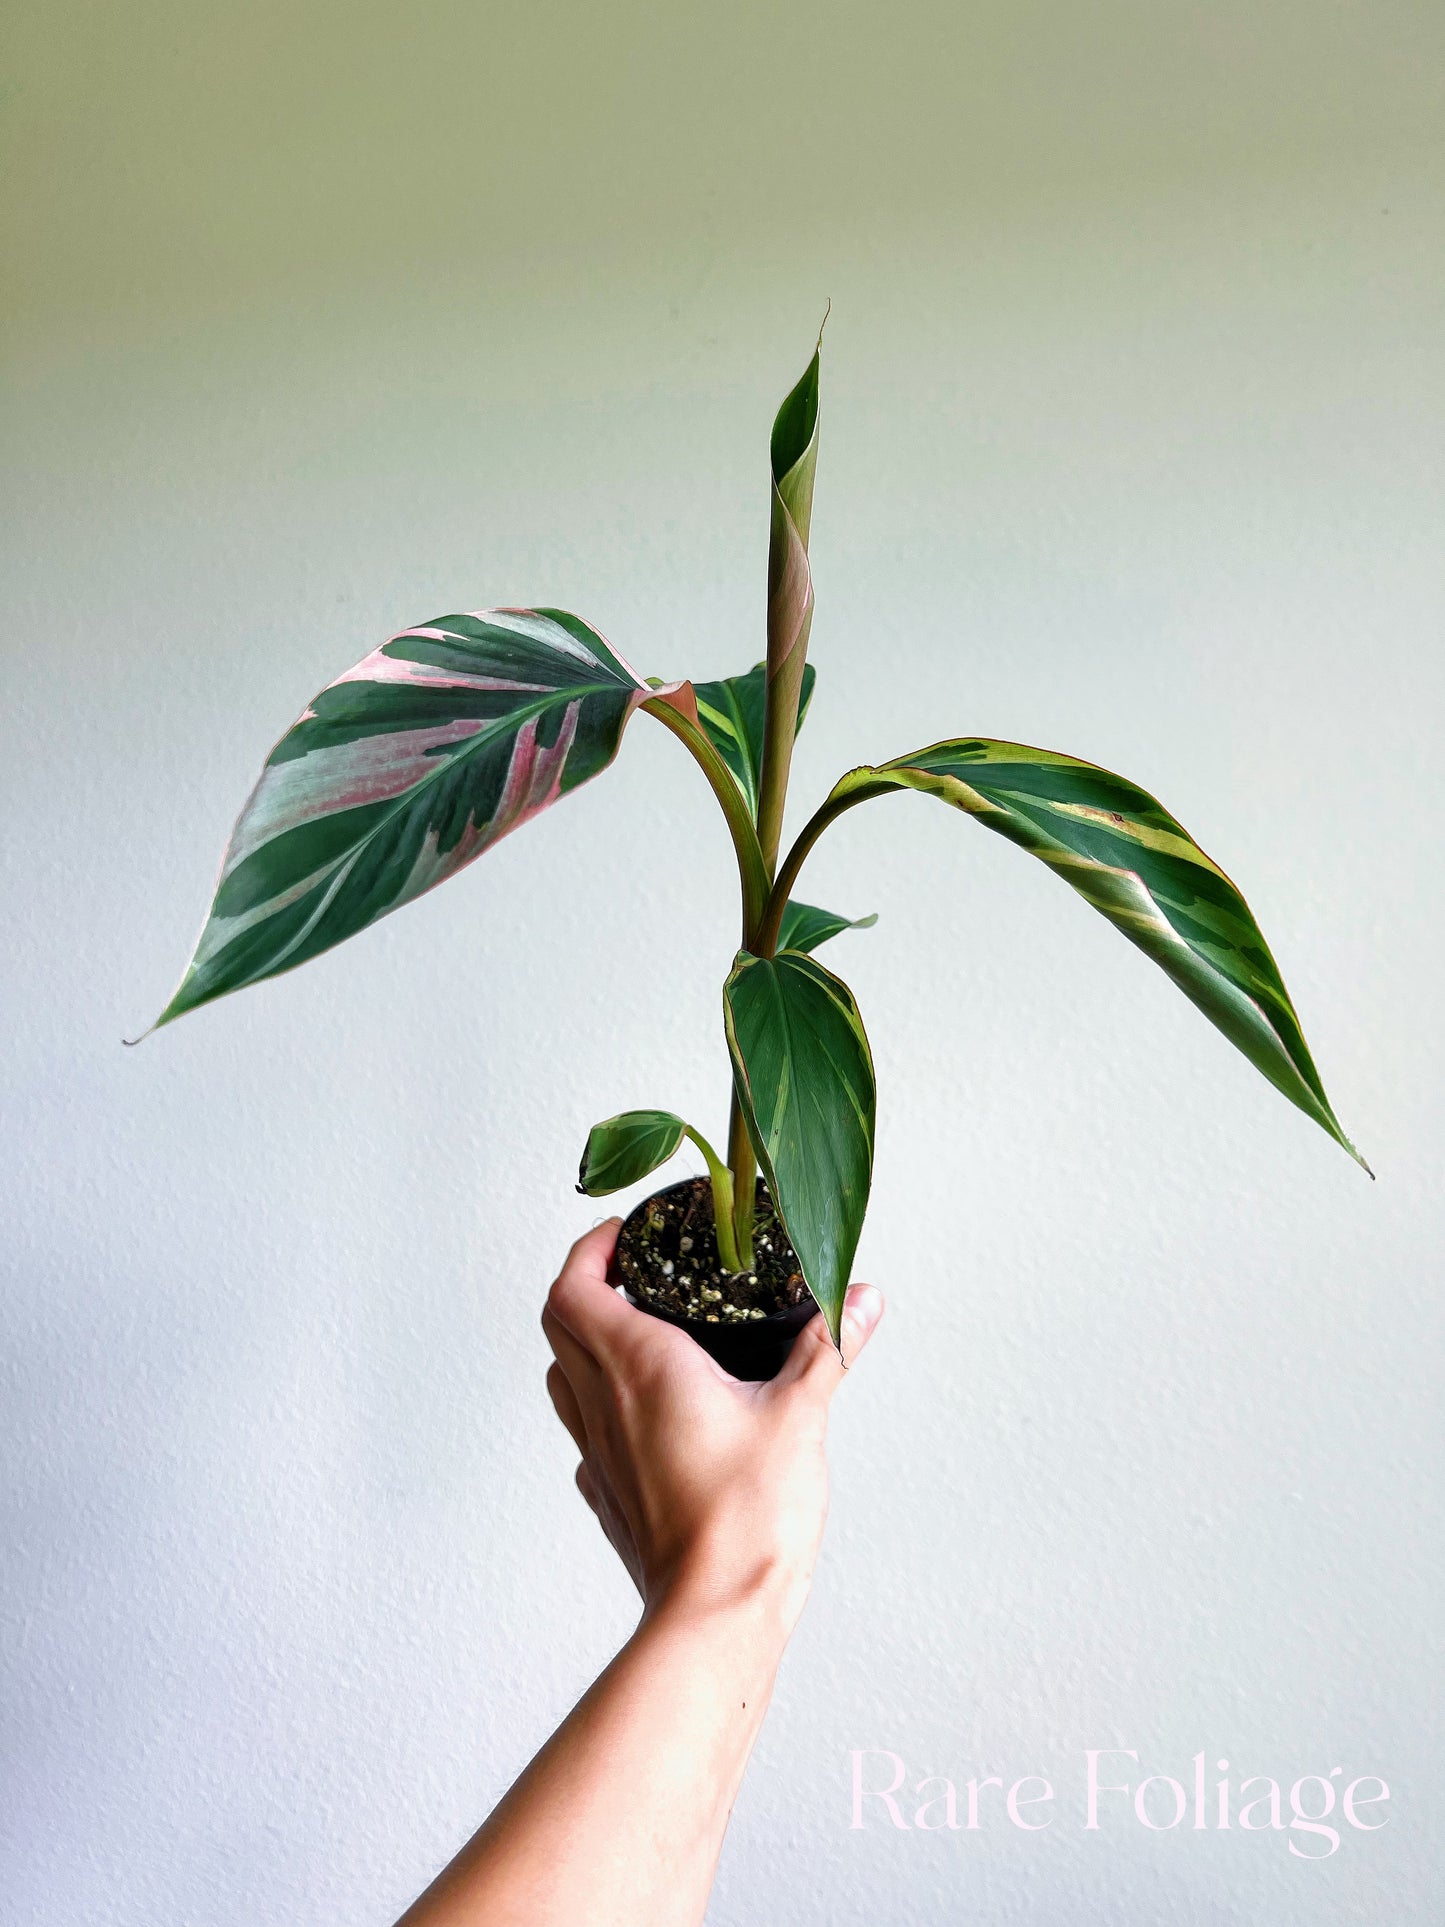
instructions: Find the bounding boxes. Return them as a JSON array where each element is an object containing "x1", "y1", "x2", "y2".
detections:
[{"x1": 610, "y1": 1177, "x2": 816, "y2": 1382}]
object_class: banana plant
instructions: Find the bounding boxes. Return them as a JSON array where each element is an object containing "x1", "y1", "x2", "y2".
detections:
[{"x1": 145, "y1": 333, "x2": 1368, "y2": 1347}]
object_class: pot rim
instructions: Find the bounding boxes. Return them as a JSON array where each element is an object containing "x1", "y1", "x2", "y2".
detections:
[{"x1": 610, "y1": 1175, "x2": 819, "y2": 1335}]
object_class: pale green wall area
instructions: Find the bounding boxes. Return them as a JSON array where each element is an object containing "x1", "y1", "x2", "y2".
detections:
[
  {"x1": 3, "y1": 6, "x2": 1442, "y2": 1924},
  {"x1": 6, "y1": 0, "x2": 1444, "y2": 349}
]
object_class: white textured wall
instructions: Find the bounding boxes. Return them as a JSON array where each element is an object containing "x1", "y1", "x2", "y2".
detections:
[{"x1": 3, "y1": 6, "x2": 1442, "y2": 1921}]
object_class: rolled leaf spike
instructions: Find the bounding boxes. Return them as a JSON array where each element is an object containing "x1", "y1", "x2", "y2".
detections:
[{"x1": 755, "y1": 342, "x2": 824, "y2": 871}]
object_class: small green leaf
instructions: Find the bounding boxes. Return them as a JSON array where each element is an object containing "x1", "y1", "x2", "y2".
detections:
[
  {"x1": 577, "y1": 1110, "x2": 687, "y2": 1195},
  {"x1": 777, "y1": 899, "x2": 878, "y2": 956},
  {"x1": 693, "y1": 661, "x2": 816, "y2": 822},
  {"x1": 724, "y1": 950, "x2": 876, "y2": 1345},
  {"x1": 827, "y1": 739, "x2": 1367, "y2": 1170}
]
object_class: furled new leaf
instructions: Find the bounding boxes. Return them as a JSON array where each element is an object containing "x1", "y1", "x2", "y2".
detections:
[
  {"x1": 154, "y1": 610, "x2": 651, "y2": 1027},
  {"x1": 756, "y1": 343, "x2": 824, "y2": 869},
  {"x1": 693, "y1": 661, "x2": 816, "y2": 822},
  {"x1": 826, "y1": 740, "x2": 1366, "y2": 1168},
  {"x1": 776, "y1": 899, "x2": 878, "y2": 956},
  {"x1": 724, "y1": 949, "x2": 876, "y2": 1345},
  {"x1": 578, "y1": 1110, "x2": 687, "y2": 1195}
]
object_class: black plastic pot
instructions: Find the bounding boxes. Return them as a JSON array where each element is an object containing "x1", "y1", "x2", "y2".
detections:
[{"x1": 610, "y1": 1178, "x2": 818, "y2": 1382}]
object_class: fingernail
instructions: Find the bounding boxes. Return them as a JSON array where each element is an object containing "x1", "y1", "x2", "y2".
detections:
[{"x1": 845, "y1": 1284, "x2": 883, "y2": 1335}]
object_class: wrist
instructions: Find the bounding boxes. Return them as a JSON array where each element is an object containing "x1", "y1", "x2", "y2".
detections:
[
  {"x1": 629, "y1": 1580, "x2": 792, "y2": 1740},
  {"x1": 644, "y1": 1544, "x2": 812, "y2": 1650}
]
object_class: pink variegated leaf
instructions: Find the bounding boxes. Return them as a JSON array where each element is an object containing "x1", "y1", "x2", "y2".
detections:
[{"x1": 153, "y1": 609, "x2": 655, "y2": 1026}]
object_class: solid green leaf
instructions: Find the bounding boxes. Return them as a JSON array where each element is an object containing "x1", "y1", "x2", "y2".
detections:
[
  {"x1": 827, "y1": 739, "x2": 1367, "y2": 1169},
  {"x1": 724, "y1": 949, "x2": 876, "y2": 1345},
  {"x1": 693, "y1": 661, "x2": 816, "y2": 822},
  {"x1": 776, "y1": 899, "x2": 878, "y2": 956},
  {"x1": 577, "y1": 1110, "x2": 687, "y2": 1195},
  {"x1": 153, "y1": 610, "x2": 650, "y2": 1028}
]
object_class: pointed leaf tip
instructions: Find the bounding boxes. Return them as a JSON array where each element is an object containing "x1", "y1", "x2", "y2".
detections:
[
  {"x1": 776, "y1": 899, "x2": 878, "y2": 955},
  {"x1": 770, "y1": 348, "x2": 821, "y2": 488}
]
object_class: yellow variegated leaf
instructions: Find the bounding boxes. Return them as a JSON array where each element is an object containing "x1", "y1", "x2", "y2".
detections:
[{"x1": 825, "y1": 739, "x2": 1366, "y2": 1169}]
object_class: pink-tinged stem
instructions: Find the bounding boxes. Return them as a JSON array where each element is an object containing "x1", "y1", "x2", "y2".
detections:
[{"x1": 641, "y1": 699, "x2": 770, "y2": 942}]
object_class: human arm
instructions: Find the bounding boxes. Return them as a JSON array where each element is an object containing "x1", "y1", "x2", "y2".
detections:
[{"x1": 394, "y1": 1218, "x2": 883, "y2": 1927}]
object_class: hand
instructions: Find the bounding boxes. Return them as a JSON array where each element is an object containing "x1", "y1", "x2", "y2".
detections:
[
  {"x1": 542, "y1": 1219, "x2": 884, "y2": 1635},
  {"x1": 395, "y1": 1222, "x2": 882, "y2": 1926}
]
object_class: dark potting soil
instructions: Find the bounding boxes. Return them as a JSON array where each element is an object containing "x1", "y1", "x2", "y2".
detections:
[{"x1": 614, "y1": 1177, "x2": 810, "y2": 1325}]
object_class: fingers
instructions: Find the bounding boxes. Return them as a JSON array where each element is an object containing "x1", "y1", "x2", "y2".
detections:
[
  {"x1": 558, "y1": 1218, "x2": 623, "y2": 1288},
  {"x1": 542, "y1": 1301, "x2": 602, "y2": 1396},
  {"x1": 547, "y1": 1362, "x2": 588, "y2": 1454},
  {"x1": 575, "y1": 1463, "x2": 641, "y2": 1590},
  {"x1": 544, "y1": 1218, "x2": 638, "y2": 1361},
  {"x1": 541, "y1": 1219, "x2": 626, "y2": 1385},
  {"x1": 773, "y1": 1283, "x2": 885, "y2": 1401}
]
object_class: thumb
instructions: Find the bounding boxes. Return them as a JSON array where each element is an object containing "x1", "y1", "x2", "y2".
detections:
[
  {"x1": 774, "y1": 1283, "x2": 885, "y2": 1400},
  {"x1": 837, "y1": 1283, "x2": 885, "y2": 1367}
]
